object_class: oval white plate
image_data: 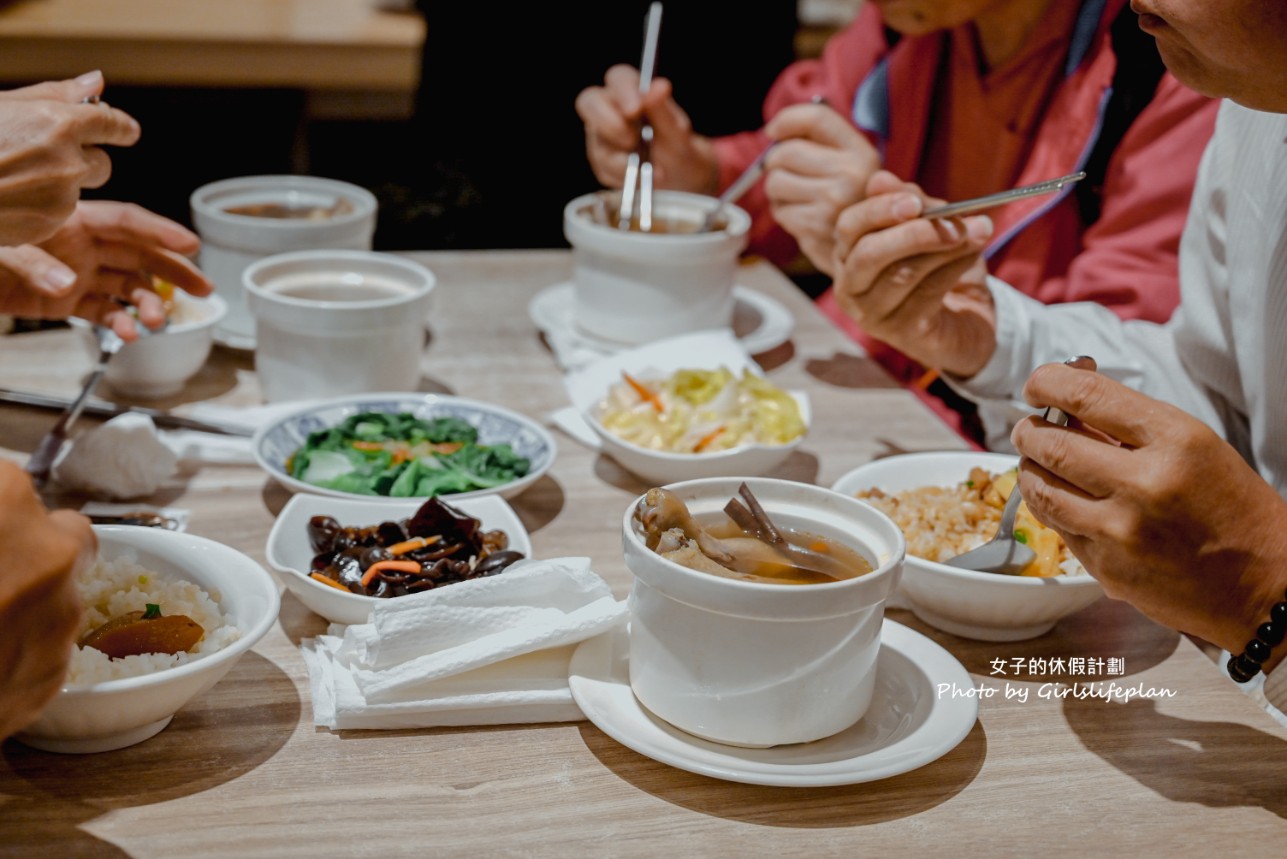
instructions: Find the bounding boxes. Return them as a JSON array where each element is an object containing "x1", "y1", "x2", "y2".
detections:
[
  {"x1": 568, "y1": 619, "x2": 977, "y2": 787},
  {"x1": 253, "y1": 392, "x2": 556, "y2": 502}
]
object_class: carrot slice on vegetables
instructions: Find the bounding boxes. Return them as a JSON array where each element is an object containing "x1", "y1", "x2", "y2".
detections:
[
  {"x1": 387, "y1": 535, "x2": 443, "y2": 556},
  {"x1": 310, "y1": 572, "x2": 352, "y2": 591},
  {"x1": 622, "y1": 371, "x2": 665, "y2": 413},
  {"x1": 351, "y1": 441, "x2": 386, "y2": 452},
  {"x1": 359, "y1": 559, "x2": 422, "y2": 588},
  {"x1": 693, "y1": 426, "x2": 725, "y2": 452}
]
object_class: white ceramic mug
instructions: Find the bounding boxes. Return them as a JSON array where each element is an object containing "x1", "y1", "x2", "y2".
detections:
[
  {"x1": 242, "y1": 250, "x2": 435, "y2": 403},
  {"x1": 563, "y1": 191, "x2": 750, "y2": 346},
  {"x1": 190, "y1": 175, "x2": 378, "y2": 348},
  {"x1": 622, "y1": 477, "x2": 906, "y2": 748}
]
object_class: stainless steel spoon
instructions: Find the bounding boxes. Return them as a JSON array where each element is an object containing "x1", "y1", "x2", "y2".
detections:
[
  {"x1": 942, "y1": 355, "x2": 1095, "y2": 575},
  {"x1": 24, "y1": 320, "x2": 168, "y2": 486},
  {"x1": 943, "y1": 471, "x2": 1036, "y2": 576}
]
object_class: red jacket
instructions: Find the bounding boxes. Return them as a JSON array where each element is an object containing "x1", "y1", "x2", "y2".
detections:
[{"x1": 711, "y1": 0, "x2": 1218, "y2": 444}]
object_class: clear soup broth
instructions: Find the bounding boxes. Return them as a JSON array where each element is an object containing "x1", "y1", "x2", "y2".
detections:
[{"x1": 265, "y1": 274, "x2": 416, "y2": 303}]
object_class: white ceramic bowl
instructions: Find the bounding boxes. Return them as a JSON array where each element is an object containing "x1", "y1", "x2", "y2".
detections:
[
  {"x1": 190, "y1": 174, "x2": 378, "y2": 348},
  {"x1": 265, "y1": 493, "x2": 533, "y2": 625},
  {"x1": 586, "y1": 396, "x2": 809, "y2": 485},
  {"x1": 563, "y1": 190, "x2": 751, "y2": 346},
  {"x1": 252, "y1": 392, "x2": 556, "y2": 502},
  {"x1": 68, "y1": 292, "x2": 228, "y2": 398},
  {"x1": 242, "y1": 250, "x2": 436, "y2": 403},
  {"x1": 831, "y1": 451, "x2": 1104, "y2": 642},
  {"x1": 16, "y1": 525, "x2": 280, "y2": 754},
  {"x1": 623, "y1": 477, "x2": 905, "y2": 748},
  {"x1": 563, "y1": 330, "x2": 809, "y2": 484}
]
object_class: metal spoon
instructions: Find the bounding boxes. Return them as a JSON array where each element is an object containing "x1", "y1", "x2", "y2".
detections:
[
  {"x1": 24, "y1": 320, "x2": 168, "y2": 486},
  {"x1": 698, "y1": 144, "x2": 772, "y2": 233},
  {"x1": 943, "y1": 472, "x2": 1036, "y2": 576},
  {"x1": 942, "y1": 355, "x2": 1095, "y2": 575}
]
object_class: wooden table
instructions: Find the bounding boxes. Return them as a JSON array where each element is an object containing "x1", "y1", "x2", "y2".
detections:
[
  {"x1": 1, "y1": 250, "x2": 1285, "y2": 856},
  {"x1": 0, "y1": 0, "x2": 425, "y2": 118}
]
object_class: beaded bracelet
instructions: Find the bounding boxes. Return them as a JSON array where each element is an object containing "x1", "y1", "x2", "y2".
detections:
[{"x1": 1227, "y1": 587, "x2": 1287, "y2": 682}]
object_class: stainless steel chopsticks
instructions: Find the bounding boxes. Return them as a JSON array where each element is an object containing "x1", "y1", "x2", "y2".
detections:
[
  {"x1": 617, "y1": 1, "x2": 663, "y2": 232},
  {"x1": 0, "y1": 387, "x2": 254, "y2": 436},
  {"x1": 921, "y1": 171, "x2": 1086, "y2": 219}
]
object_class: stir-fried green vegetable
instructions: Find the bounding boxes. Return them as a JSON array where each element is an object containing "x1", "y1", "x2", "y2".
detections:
[{"x1": 287, "y1": 411, "x2": 530, "y2": 497}]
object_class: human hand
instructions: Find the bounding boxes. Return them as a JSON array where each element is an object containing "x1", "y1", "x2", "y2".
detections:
[
  {"x1": 0, "y1": 200, "x2": 214, "y2": 341},
  {"x1": 761, "y1": 101, "x2": 880, "y2": 275},
  {"x1": 0, "y1": 461, "x2": 94, "y2": 742},
  {"x1": 0, "y1": 71, "x2": 142, "y2": 245},
  {"x1": 1012, "y1": 362, "x2": 1287, "y2": 668},
  {"x1": 575, "y1": 64, "x2": 718, "y2": 195},
  {"x1": 831, "y1": 170, "x2": 996, "y2": 377}
]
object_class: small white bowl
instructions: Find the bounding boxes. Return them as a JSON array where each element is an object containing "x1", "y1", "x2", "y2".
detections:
[
  {"x1": 586, "y1": 405, "x2": 809, "y2": 485},
  {"x1": 623, "y1": 477, "x2": 904, "y2": 748},
  {"x1": 831, "y1": 451, "x2": 1104, "y2": 642},
  {"x1": 68, "y1": 292, "x2": 228, "y2": 398},
  {"x1": 252, "y1": 392, "x2": 556, "y2": 503},
  {"x1": 265, "y1": 493, "x2": 533, "y2": 625},
  {"x1": 16, "y1": 525, "x2": 280, "y2": 754},
  {"x1": 563, "y1": 330, "x2": 809, "y2": 484}
]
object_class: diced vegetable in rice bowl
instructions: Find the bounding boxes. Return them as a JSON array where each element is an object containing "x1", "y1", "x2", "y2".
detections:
[
  {"x1": 67, "y1": 554, "x2": 241, "y2": 686},
  {"x1": 855, "y1": 467, "x2": 1088, "y2": 578}
]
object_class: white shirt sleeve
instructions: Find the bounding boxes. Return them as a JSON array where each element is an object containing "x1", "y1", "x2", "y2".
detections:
[{"x1": 942, "y1": 277, "x2": 1226, "y2": 451}]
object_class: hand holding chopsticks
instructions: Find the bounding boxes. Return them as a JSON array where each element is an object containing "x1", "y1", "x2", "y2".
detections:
[{"x1": 617, "y1": 2, "x2": 663, "y2": 232}]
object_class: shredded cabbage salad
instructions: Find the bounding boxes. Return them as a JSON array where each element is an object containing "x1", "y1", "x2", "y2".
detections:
[{"x1": 594, "y1": 368, "x2": 805, "y2": 454}]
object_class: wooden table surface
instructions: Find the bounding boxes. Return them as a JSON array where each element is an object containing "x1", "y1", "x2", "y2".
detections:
[
  {"x1": 1, "y1": 250, "x2": 1285, "y2": 857},
  {"x1": 0, "y1": 0, "x2": 424, "y2": 104}
]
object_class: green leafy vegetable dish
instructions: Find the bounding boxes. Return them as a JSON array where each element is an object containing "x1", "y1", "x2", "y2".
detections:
[{"x1": 286, "y1": 411, "x2": 532, "y2": 497}]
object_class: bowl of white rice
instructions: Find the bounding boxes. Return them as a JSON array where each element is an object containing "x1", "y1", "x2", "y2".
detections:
[
  {"x1": 832, "y1": 451, "x2": 1104, "y2": 642},
  {"x1": 15, "y1": 525, "x2": 280, "y2": 754}
]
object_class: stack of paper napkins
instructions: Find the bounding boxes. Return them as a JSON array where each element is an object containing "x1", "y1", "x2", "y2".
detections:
[{"x1": 301, "y1": 557, "x2": 628, "y2": 731}]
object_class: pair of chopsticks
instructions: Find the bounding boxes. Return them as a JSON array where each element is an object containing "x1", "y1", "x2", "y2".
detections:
[{"x1": 617, "y1": 2, "x2": 663, "y2": 232}]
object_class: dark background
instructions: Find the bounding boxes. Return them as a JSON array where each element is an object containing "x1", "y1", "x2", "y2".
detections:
[{"x1": 85, "y1": 1, "x2": 800, "y2": 253}]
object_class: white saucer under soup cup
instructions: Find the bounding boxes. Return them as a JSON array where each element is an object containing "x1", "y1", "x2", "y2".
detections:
[
  {"x1": 563, "y1": 190, "x2": 750, "y2": 347},
  {"x1": 622, "y1": 477, "x2": 906, "y2": 748}
]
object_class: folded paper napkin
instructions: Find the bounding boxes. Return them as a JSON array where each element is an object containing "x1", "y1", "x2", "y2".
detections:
[
  {"x1": 301, "y1": 557, "x2": 628, "y2": 731},
  {"x1": 53, "y1": 413, "x2": 178, "y2": 499},
  {"x1": 50, "y1": 400, "x2": 320, "y2": 499},
  {"x1": 539, "y1": 324, "x2": 616, "y2": 373}
]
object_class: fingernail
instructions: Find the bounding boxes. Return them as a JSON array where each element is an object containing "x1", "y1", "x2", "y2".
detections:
[
  {"x1": 937, "y1": 219, "x2": 962, "y2": 241},
  {"x1": 967, "y1": 216, "x2": 994, "y2": 241},
  {"x1": 75, "y1": 70, "x2": 103, "y2": 88},
  {"x1": 891, "y1": 195, "x2": 922, "y2": 220},
  {"x1": 38, "y1": 267, "x2": 76, "y2": 294}
]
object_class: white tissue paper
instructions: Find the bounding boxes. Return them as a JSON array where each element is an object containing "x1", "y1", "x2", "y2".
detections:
[
  {"x1": 47, "y1": 400, "x2": 322, "y2": 499},
  {"x1": 159, "y1": 400, "x2": 324, "y2": 465},
  {"x1": 52, "y1": 413, "x2": 178, "y2": 499},
  {"x1": 301, "y1": 557, "x2": 628, "y2": 731}
]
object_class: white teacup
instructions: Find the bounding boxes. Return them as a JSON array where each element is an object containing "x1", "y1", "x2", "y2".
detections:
[
  {"x1": 242, "y1": 250, "x2": 435, "y2": 403},
  {"x1": 622, "y1": 477, "x2": 905, "y2": 748},
  {"x1": 190, "y1": 175, "x2": 378, "y2": 347},
  {"x1": 563, "y1": 190, "x2": 750, "y2": 347}
]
